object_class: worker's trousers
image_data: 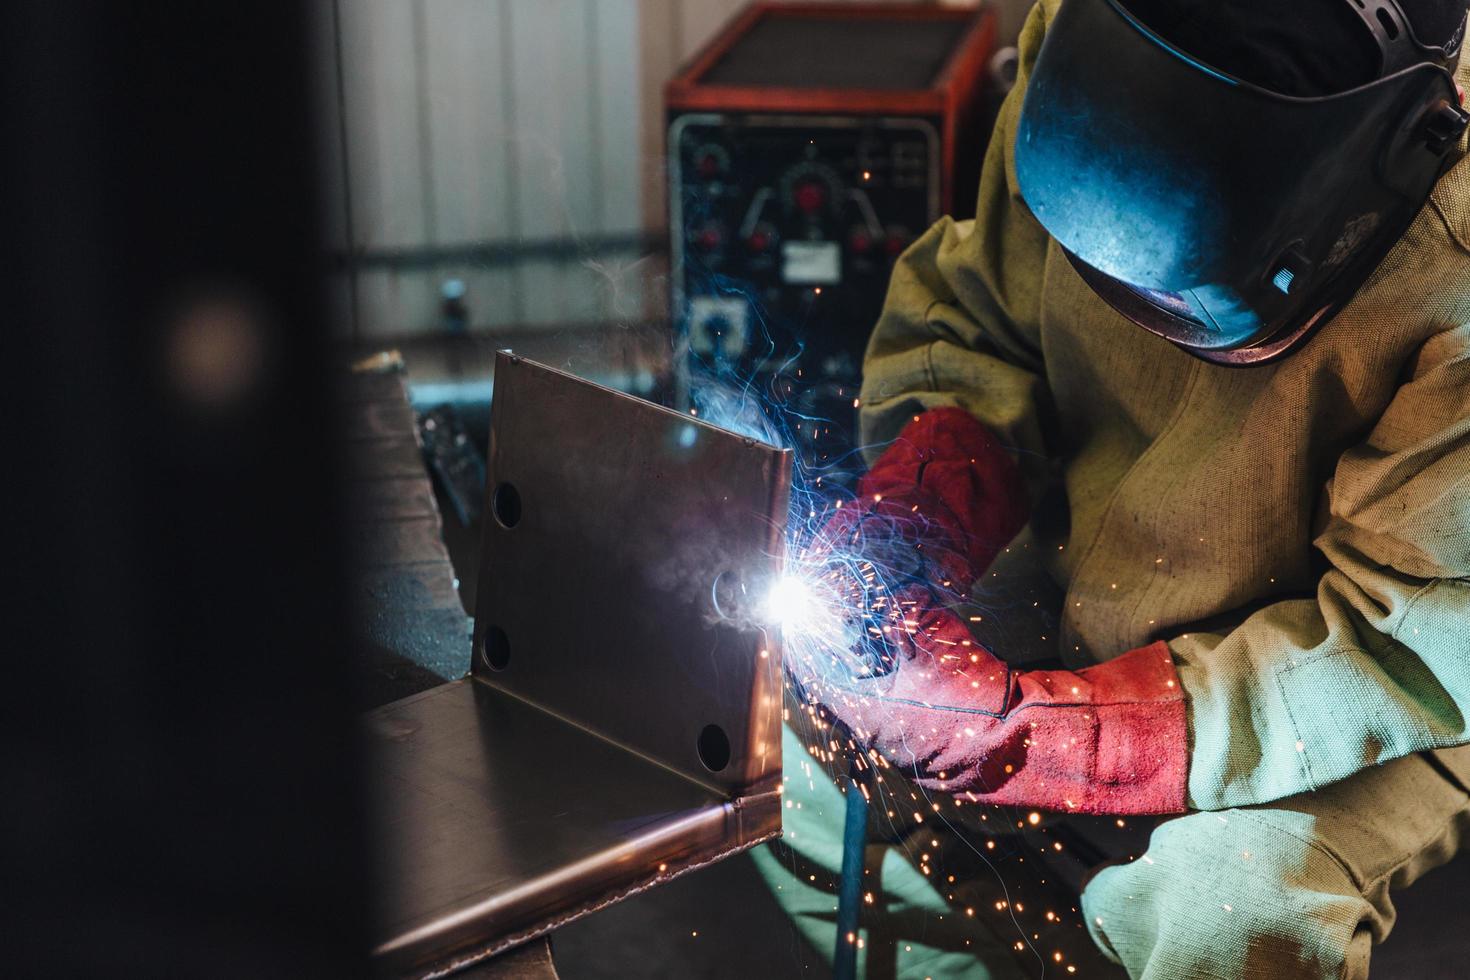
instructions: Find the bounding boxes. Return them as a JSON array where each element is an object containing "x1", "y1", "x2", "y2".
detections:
[{"x1": 755, "y1": 724, "x2": 1470, "y2": 979}]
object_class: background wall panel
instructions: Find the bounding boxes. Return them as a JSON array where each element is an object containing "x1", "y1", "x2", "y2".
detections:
[
  {"x1": 507, "y1": 0, "x2": 598, "y2": 325},
  {"x1": 423, "y1": 0, "x2": 519, "y2": 329},
  {"x1": 339, "y1": 0, "x2": 426, "y2": 249},
  {"x1": 320, "y1": 0, "x2": 1002, "y2": 339},
  {"x1": 338, "y1": 0, "x2": 436, "y2": 337}
]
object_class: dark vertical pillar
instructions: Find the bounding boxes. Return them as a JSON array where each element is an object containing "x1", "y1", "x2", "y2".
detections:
[{"x1": 0, "y1": 2, "x2": 366, "y2": 974}]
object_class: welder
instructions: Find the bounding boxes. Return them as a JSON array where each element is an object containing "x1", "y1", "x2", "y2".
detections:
[{"x1": 760, "y1": 0, "x2": 1470, "y2": 976}]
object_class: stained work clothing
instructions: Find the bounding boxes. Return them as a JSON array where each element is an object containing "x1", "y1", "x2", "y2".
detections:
[
  {"x1": 760, "y1": 0, "x2": 1470, "y2": 973},
  {"x1": 1083, "y1": 744, "x2": 1470, "y2": 979},
  {"x1": 859, "y1": 0, "x2": 1470, "y2": 814},
  {"x1": 757, "y1": 725, "x2": 1470, "y2": 979}
]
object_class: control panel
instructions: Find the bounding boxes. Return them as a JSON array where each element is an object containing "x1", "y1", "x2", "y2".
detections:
[{"x1": 670, "y1": 114, "x2": 941, "y2": 460}]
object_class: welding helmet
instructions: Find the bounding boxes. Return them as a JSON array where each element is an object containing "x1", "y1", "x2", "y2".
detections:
[{"x1": 1015, "y1": 0, "x2": 1469, "y2": 364}]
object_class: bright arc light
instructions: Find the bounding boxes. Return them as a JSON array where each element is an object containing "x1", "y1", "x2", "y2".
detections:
[
  {"x1": 764, "y1": 569, "x2": 879, "y2": 682},
  {"x1": 765, "y1": 574, "x2": 820, "y2": 632}
]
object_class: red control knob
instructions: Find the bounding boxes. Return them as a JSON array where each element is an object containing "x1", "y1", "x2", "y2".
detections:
[
  {"x1": 747, "y1": 228, "x2": 773, "y2": 253},
  {"x1": 849, "y1": 228, "x2": 874, "y2": 255},
  {"x1": 697, "y1": 152, "x2": 722, "y2": 180},
  {"x1": 885, "y1": 230, "x2": 910, "y2": 257},
  {"x1": 696, "y1": 225, "x2": 723, "y2": 252},
  {"x1": 794, "y1": 181, "x2": 827, "y2": 216}
]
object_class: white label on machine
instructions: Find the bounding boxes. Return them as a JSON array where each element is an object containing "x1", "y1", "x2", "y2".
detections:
[{"x1": 781, "y1": 241, "x2": 841, "y2": 285}]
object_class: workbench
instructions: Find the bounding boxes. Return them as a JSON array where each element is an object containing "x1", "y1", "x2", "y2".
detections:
[{"x1": 343, "y1": 364, "x2": 558, "y2": 979}]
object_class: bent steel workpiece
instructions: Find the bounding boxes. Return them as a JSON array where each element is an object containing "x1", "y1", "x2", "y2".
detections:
[{"x1": 367, "y1": 352, "x2": 791, "y2": 977}]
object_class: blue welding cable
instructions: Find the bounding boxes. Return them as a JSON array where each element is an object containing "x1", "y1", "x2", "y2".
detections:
[{"x1": 832, "y1": 757, "x2": 868, "y2": 980}]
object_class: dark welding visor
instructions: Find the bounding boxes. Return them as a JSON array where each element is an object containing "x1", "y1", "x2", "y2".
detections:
[{"x1": 1015, "y1": 0, "x2": 1466, "y2": 364}]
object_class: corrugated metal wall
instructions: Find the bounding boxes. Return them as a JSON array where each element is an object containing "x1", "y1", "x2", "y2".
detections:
[{"x1": 316, "y1": 0, "x2": 998, "y2": 340}]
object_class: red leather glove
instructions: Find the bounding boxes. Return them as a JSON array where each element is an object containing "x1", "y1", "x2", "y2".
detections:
[
  {"x1": 810, "y1": 407, "x2": 1030, "y2": 595},
  {"x1": 796, "y1": 409, "x2": 1188, "y2": 814},
  {"x1": 830, "y1": 588, "x2": 1187, "y2": 814}
]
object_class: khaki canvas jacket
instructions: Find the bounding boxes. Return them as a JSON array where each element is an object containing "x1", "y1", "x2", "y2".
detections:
[{"x1": 859, "y1": 0, "x2": 1470, "y2": 810}]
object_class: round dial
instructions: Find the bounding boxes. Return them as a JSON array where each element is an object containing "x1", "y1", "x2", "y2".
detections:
[
  {"x1": 779, "y1": 162, "x2": 844, "y2": 221},
  {"x1": 689, "y1": 143, "x2": 731, "y2": 181}
]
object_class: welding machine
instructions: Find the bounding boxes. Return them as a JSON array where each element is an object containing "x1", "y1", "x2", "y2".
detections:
[{"x1": 666, "y1": 2, "x2": 998, "y2": 464}]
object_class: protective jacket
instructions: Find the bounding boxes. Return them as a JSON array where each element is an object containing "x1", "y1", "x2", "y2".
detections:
[{"x1": 859, "y1": 0, "x2": 1470, "y2": 810}]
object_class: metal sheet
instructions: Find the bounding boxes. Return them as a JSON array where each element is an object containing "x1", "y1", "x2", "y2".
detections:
[
  {"x1": 369, "y1": 354, "x2": 790, "y2": 976},
  {"x1": 369, "y1": 681, "x2": 780, "y2": 976},
  {"x1": 472, "y1": 352, "x2": 790, "y2": 794}
]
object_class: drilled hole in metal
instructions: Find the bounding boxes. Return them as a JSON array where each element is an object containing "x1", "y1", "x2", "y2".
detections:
[
  {"x1": 482, "y1": 624, "x2": 510, "y2": 671},
  {"x1": 697, "y1": 724, "x2": 731, "y2": 773},
  {"x1": 492, "y1": 482, "x2": 521, "y2": 529}
]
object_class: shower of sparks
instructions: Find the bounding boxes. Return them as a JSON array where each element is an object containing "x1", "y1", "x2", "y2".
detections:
[
  {"x1": 762, "y1": 545, "x2": 905, "y2": 688},
  {"x1": 687, "y1": 350, "x2": 1088, "y2": 976}
]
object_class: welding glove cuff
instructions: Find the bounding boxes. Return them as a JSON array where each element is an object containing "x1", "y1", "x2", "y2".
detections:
[{"x1": 841, "y1": 634, "x2": 1188, "y2": 815}]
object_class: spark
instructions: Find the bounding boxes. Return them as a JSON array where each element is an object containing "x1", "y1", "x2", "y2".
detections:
[{"x1": 686, "y1": 353, "x2": 1048, "y2": 967}]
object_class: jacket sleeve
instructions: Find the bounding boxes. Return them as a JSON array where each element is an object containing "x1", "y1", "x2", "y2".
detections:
[
  {"x1": 858, "y1": 0, "x2": 1059, "y2": 500},
  {"x1": 1178, "y1": 323, "x2": 1470, "y2": 810}
]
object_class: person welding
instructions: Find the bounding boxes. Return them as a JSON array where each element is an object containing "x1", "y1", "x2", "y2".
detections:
[{"x1": 768, "y1": 0, "x2": 1470, "y2": 975}]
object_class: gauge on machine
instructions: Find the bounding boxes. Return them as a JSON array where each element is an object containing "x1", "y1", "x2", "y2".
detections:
[
  {"x1": 778, "y1": 161, "x2": 844, "y2": 221},
  {"x1": 689, "y1": 143, "x2": 731, "y2": 181}
]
